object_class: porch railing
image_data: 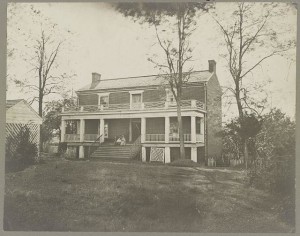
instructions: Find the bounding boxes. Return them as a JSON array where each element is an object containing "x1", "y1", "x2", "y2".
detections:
[
  {"x1": 196, "y1": 134, "x2": 204, "y2": 142},
  {"x1": 145, "y1": 134, "x2": 165, "y2": 142},
  {"x1": 63, "y1": 99, "x2": 205, "y2": 113},
  {"x1": 64, "y1": 134, "x2": 80, "y2": 142},
  {"x1": 64, "y1": 134, "x2": 102, "y2": 142},
  {"x1": 169, "y1": 134, "x2": 191, "y2": 142},
  {"x1": 84, "y1": 134, "x2": 99, "y2": 141}
]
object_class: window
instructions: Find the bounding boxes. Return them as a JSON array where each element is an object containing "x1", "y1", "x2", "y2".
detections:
[
  {"x1": 65, "y1": 120, "x2": 78, "y2": 134},
  {"x1": 196, "y1": 117, "x2": 203, "y2": 134},
  {"x1": 166, "y1": 89, "x2": 175, "y2": 103},
  {"x1": 100, "y1": 96, "x2": 109, "y2": 108},
  {"x1": 129, "y1": 90, "x2": 143, "y2": 109},
  {"x1": 98, "y1": 93, "x2": 109, "y2": 108},
  {"x1": 196, "y1": 117, "x2": 201, "y2": 134},
  {"x1": 132, "y1": 94, "x2": 142, "y2": 104}
]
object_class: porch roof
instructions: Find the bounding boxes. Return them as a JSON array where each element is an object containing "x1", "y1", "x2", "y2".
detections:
[{"x1": 77, "y1": 70, "x2": 213, "y2": 92}]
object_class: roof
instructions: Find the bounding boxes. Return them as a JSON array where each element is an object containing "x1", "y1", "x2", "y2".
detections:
[
  {"x1": 77, "y1": 70, "x2": 213, "y2": 92},
  {"x1": 6, "y1": 99, "x2": 42, "y2": 123},
  {"x1": 6, "y1": 99, "x2": 24, "y2": 110}
]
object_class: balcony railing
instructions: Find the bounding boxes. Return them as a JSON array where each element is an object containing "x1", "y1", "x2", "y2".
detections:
[
  {"x1": 145, "y1": 134, "x2": 165, "y2": 142},
  {"x1": 196, "y1": 134, "x2": 204, "y2": 142},
  {"x1": 143, "y1": 134, "x2": 203, "y2": 142},
  {"x1": 65, "y1": 134, "x2": 80, "y2": 142},
  {"x1": 62, "y1": 100, "x2": 205, "y2": 113},
  {"x1": 64, "y1": 134, "x2": 99, "y2": 142},
  {"x1": 169, "y1": 134, "x2": 191, "y2": 142}
]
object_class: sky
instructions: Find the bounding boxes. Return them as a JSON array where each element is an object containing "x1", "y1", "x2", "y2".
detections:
[{"x1": 6, "y1": 2, "x2": 297, "y2": 121}]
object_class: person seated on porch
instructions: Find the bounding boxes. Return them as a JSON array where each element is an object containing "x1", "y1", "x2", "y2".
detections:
[
  {"x1": 115, "y1": 136, "x2": 121, "y2": 145},
  {"x1": 120, "y1": 135, "x2": 126, "y2": 146}
]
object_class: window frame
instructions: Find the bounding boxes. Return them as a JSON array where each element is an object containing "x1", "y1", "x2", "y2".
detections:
[
  {"x1": 165, "y1": 88, "x2": 176, "y2": 104},
  {"x1": 129, "y1": 90, "x2": 144, "y2": 109},
  {"x1": 98, "y1": 93, "x2": 110, "y2": 108}
]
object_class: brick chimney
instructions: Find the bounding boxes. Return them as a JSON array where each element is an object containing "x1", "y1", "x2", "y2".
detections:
[
  {"x1": 92, "y1": 72, "x2": 101, "y2": 83},
  {"x1": 90, "y1": 72, "x2": 101, "y2": 89},
  {"x1": 208, "y1": 60, "x2": 216, "y2": 73}
]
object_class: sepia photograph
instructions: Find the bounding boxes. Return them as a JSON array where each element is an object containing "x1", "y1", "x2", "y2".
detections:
[{"x1": 4, "y1": 1, "x2": 297, "y2": 233}]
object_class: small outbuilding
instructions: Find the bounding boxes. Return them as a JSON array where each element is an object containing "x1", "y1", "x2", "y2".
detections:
[{"x1": 6, "y1": 99, "x2": 42, "y2": 157}]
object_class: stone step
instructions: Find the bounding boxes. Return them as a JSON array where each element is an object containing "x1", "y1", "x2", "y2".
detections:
[{"x1": 91, "y1": 145, "x2": 134, "y2": 159}]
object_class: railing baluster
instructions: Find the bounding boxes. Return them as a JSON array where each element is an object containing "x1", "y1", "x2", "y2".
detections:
[{"x1": 62, "y1": 100, "x2": 206, "y2": 113}]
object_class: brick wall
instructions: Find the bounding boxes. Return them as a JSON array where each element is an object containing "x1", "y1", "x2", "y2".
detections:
[
  {"x1": 170, "y1": 147, "x2": 191, "y2": 161},
  {"x1": 206, "y1": 74, "x2": 222, "y2": 157},
  {"x1": 143, "y1": 88, "x2": 165, "y2": 102},
  {"x1": 78, "y1": 83, "x2": 205, "y2": 106},
  {"x1": 109, "y1": 92, "x2": 130, "y2": 104},
  {"x1": 197, "y1": 147, "x2": 205, "y2": 164},
  {"x1": 182, "y1": 85, "x2": 205, "y2": 102},
  {"x1": 78, "y1": 94, "x2": 98, "y2": 106}
]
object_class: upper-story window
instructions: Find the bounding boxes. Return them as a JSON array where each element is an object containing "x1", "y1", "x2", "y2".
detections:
[
  {"x1": 129, "y1": 90, "x2": 143, "y2": 109},
  {"x1": 98, "y1": 93, "x2": 109, "y2": 108},
  {"x1": 166, "y1": 89, "x2": 176, "y2": 103}
]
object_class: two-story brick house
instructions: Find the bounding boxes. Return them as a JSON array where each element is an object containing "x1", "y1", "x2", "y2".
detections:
[{"x1": 60, "y1": 60, "x2": 222, "y2": 163}]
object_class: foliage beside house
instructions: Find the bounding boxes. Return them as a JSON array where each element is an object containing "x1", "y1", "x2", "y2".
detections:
[{"x1": 6, "y1": 99, "x2": 42, "y2": 171}]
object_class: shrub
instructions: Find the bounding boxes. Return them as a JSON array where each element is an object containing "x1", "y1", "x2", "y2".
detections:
[
  {"x1": 58, "y1": 142, "x2": 68, "y2": 154},
  {"x1": 5, "y1": 126, "x2": 38, "y2": 172},
  {"x1": 15, "y1": 126, "x2": 38, "y2": 165}
]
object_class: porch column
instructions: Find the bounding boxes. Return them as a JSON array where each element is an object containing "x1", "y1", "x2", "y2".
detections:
[
  {"x1": 165, "y1": 146, "x2": 171, "y2": 163},
  {"x1": 98, "y1": 120, "x2": 101, "y2": 144},
  {"x1": 100, "y1": 118, "x2": 105, "y2": 143},
  {"x1": 191, "y1": 147, "x2": 197, "y2": 162},
  {"x1": 80, "y1": 119, "x2": 85, "y2": 142},
  {"x1": 141, "y1": 117, "x2": 146, "y2": 143},
  {"x1": 165, "y1": 116, "x2": 170, "y2": 143},
  {"x1": 129, "y1": 119, "x2": 132, "y2": 142},
  {"x1": 61, "y1": 119, "x2": 66, "y2": 142},
  {"x1": 79, "y1": 146, "x2": 84, "y2": 159},
  {"x1": 191, "y1": 116, "x2": 196, "y2": 143},
  {"x1": 142, "y1": 146, "x2": 146, "y2": 162}
]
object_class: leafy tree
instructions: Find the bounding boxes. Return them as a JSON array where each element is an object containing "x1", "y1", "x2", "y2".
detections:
[
  {"x1": 42, "y1": 97, "x2": 77, "y2": 144},
  {"x1": 255, "y1": 108, "x2": 295, "y2": 158},
  {"x1": 249, "y1": 109, "x2": 295, "y2": 226},
  {"x1": 114, "y1": 3, "x2": 210, "y2": 159},
  {"x1": 213, "y1": 2, "x2": 295, "y2": 166},
  {"x1": 221, "y1": 113, "x2": 261, "y2": 166}
]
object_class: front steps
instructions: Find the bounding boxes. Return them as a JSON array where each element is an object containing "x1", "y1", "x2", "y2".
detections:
[{"x1": 90, "y1": 145, "x2": 134, "y2": 160}]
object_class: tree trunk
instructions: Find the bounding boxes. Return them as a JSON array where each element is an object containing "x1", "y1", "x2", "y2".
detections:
[
  {"x1": 176, "y1": 100, "x2": 185, "y2": 159},
  {"x1": 39, "y1": 93, "x2": 43, "y2": 152},
  {"x1": 236, "y1": 87, "x2": 249, "y2": 169},
  {"x1": 244, "y1": 139, "x2": 249, "y2": 169}
]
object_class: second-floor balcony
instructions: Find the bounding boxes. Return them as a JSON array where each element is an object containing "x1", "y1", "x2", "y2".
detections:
[{"x1": 62, "y1": 99, "x2": 205, "y2": 114}]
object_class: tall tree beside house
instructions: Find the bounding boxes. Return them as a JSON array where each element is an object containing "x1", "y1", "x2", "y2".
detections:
[
  {"x1": 213, "y1": 2, "x2": 295, "y2": 167},
  {"x1": 114, "y1": 2, "x2": 210, "y2": 159},
  {"x1": 8, "y1": 3, "x2": 75, "y2": 151}
]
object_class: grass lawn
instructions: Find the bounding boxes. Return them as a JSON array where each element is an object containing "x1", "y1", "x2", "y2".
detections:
[{"x1": 4, "y1": 158, "x2": 294, "y2": 232}]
